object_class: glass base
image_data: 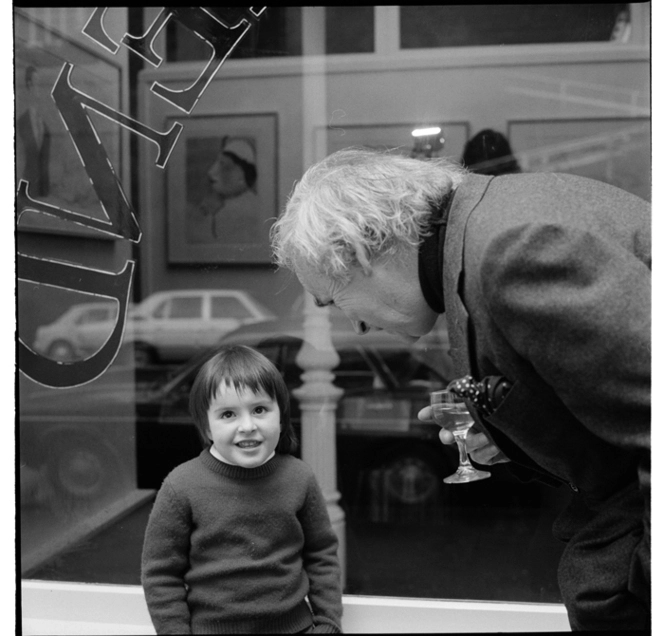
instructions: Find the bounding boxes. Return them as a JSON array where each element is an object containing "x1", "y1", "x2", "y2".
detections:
[{"x1": 443, "y1": 465, "x2": 491, "y2": 484}]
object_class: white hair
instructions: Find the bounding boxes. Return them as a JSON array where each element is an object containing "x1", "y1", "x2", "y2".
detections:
[{"x1": 271, "y1": 147, "x2": 467, "y2": 282}]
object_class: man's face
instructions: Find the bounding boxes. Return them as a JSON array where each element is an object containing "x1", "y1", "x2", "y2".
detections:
[{"x1": 297, "y1": 261, "x2": 439, "y2": 344}]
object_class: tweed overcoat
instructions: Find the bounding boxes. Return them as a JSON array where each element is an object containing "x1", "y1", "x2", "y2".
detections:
[{"x1": 439, "y1": 172, "x2": 651, "y2": 630}]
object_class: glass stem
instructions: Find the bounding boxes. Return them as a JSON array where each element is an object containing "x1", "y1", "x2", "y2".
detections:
[{"x1": 453, "y1": 431, "x2": 472, "y2": 468}]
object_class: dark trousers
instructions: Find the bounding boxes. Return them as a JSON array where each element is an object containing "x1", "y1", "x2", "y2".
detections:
[{"x1": 555, "y1": 483, "x2": 650, "y2": 630}]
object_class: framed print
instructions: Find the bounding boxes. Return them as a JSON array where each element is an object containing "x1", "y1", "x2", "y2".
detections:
[
  {"x1": 315, "y1": 122, "x2": 470, "y2": 164},
  {"x1": 14, "y1": 8, "x2": 122, "y2": 237},
  {"x1": 508, "y1": 117, "x2": 651, "y2": 201},
  {"x1": 166, "y1": 113, "x2": 278, "y2": 264}
]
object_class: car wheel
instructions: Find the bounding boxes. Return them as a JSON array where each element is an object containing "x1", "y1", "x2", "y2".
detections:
[
  {"x1": 46, "y1": 435, "x2": 127, "y2": 503},
  {"x1": 46, "y1": 340, "x2": 76, "y2": 362}
]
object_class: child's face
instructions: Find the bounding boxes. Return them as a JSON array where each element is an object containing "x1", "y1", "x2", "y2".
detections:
[{"x1": 206, "y1": 382, "x2": 281, "y2": 468}]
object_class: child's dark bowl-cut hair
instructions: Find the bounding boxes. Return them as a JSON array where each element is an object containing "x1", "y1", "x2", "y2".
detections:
[{"x1": 189, "y1": 345, "x2": 297, "y2": 455}]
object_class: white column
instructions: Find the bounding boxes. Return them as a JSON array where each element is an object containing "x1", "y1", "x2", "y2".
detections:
[
  {"x1": 294, "y1": 295, "x2": 345, "y2": 588},
  {"x1": 296, "y1": 6, "x2": 346, "y2": 588}
]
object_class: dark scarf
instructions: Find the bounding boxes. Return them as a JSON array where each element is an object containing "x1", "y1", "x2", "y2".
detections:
[{"x1": 418, "y1": 188, "x2": 456, "y2": 314}]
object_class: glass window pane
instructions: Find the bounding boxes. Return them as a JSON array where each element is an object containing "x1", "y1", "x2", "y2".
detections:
[
  {"x1": 152, "y1": 301, "x2": 168, "y2": 319},
  {"x1": 211, "y1": 295, "x2": 252, "y2": 319},
  {"x1": 326, "y1": 7, "x2": 374, "y2": 54},
  {"x1": 165, "y1": 7, "x2": 302, "y2": 62},
  {"x1": 17, "y1": 5, "x2": 650, "y2": 627},
  {"x1": 83, "y1": 306, "x2": 116, "y2": 323},
  {"x1": 169, "y1": 297, "x2": 202, "y2": 319},
  {"x1": 400, "y1": 4, "x2": 631, "y2": 48}
]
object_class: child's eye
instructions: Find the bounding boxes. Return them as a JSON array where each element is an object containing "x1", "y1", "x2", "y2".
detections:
[
  {"x1": 220, "y1": 410, "x2": 235, "y2": 419},
  {"x1": 254, "y1": 405, "x2": 267, "y2": 415}
]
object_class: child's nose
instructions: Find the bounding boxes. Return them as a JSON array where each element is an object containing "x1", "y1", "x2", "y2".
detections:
[{"x1": 238, "y1": 414, "x2": 257, "y2": 432}]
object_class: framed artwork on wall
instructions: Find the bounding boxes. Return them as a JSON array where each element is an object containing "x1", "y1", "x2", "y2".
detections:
[
  {"x1": 508, "y1": 117, "x2": 651, "y2": 201},
  {"x1": 166, "y1": 113, "x2": 278, "y2": 264},
  {"x1": 315, "y1": 122, "x2": 470, "y2": 164},
  {"x1": 14, "y1": 8, "x2": 122, "y2": 238}
]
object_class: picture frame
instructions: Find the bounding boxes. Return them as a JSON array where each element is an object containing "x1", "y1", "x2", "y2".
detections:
[
  {"x1": 315, "y1": 122, "x2": 470, "y2": 164},
  {"x1": 166, "y1": 113, "x2": 278, "y2": 264},
  {"x1": 14, "y1": 8, "x2": 123, "y2": 238},
  {"x1": 508, "y1": 117, "x2": 651, "y2": 201}
]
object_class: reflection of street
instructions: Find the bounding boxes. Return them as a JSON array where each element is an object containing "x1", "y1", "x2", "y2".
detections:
[
  {"x1": 27, "y1": 464, "x2": 569, "y2": 604},
  {"x1": 29, "y1": 289, "x2": 275, "y2": 365},
  {"x1": 32, "y1": 301, "x2": 119, "y2": 362},
  {"x1": 21, "y1": 490, "x2": 153, "y2": 577}
]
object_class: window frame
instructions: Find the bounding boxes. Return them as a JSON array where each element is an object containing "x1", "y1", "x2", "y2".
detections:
[{"x1": 147, "y1": 4, "x2": 649, "y2": 80}]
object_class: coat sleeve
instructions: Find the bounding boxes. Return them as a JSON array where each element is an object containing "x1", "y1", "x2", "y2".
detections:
[
  {"x1": 141, "y1": 481, "x2": 193, "y2": 635},
  {"x1": 299, "y1": 473, "x2": 343, "y2": 633},
  {"x1": 479, "y1": 221, "x2": 650, "y2": 594}
]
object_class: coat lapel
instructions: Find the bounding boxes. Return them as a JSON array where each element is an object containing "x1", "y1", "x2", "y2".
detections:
[{"x1": 442, "y1": 175, "x2": 493, "y2": 378}]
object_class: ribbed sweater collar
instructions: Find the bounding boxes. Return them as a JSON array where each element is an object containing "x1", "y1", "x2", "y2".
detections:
[{"x1": 200, "y1": 448, "x2": 280, "y2": 480}]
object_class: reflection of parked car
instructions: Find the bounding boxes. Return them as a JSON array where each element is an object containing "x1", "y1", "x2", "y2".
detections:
[
  {"x1": 32, "y1": 301, "x2": 119, "y2": 362},
  {"x1": 128, "y1": 289, "x2": 275, "y2": 364},
  {"x1": 19, "y1": 315, "x2": 455, "y2": 510}
]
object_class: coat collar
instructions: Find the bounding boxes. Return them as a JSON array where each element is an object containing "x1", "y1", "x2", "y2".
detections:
[{"x1": 442, "y1": 174, "x2": 494, "y2": 376}]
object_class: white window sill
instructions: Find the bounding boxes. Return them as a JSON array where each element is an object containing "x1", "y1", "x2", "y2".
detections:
[{"x1": 20, "y1": 580, "x2": 571, "y2": 634}]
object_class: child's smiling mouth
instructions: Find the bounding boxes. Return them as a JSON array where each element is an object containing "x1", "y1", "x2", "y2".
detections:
[{"x1": 236, "y1": 440, "x2": 261, "y2": 449}]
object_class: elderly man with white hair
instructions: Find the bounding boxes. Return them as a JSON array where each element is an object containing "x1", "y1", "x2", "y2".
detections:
[{"x1": 270, "y1": 147, "x2": 651, "y2": 631}]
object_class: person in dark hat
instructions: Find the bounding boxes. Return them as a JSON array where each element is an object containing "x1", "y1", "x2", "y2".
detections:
[{"x1": 461, "y1": 129, "x2": 521, "y2": 176}]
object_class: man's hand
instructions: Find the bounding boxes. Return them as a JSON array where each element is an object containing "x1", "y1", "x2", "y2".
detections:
[{"x1": 417, "y1": 405, "x2": 510, "y2": 465}]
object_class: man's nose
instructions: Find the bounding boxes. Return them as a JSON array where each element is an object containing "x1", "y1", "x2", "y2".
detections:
[{"x1": 352, "y1": 320, "x2": 369, "y2": 335}]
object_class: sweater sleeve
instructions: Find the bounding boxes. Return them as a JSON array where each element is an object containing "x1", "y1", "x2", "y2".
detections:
[
  {"x1": 141, "y1": 481, "x2": 193, "y2": 635},
  {"x1": 480, "y1": 221, "x2": 650, "y2": 595},
  {"x1": 299, "y1": 473, "x2": 343, "y2": 633}
]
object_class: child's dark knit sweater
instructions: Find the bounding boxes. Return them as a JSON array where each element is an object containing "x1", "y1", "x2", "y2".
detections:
[{"x1": 141, "y1": 449, "x2": 343, "y2": 634}]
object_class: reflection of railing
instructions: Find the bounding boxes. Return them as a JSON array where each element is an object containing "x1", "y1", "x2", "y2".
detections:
[
  {"x1": 516, "y1": 123, "x2": 649, "y2": 173},
  {"x1": 504, "y1": 70, "x2": 649, "y2": 116}
]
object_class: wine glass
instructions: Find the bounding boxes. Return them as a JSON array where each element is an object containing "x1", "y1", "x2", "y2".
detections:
[{"x1": 430, "y1": 386, "x2": 491, "y2": 484}]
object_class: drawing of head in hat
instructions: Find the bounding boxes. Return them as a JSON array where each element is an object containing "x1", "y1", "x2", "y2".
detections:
[{"x1": 207, "y1": 136, "x2": 257, "y2": 200}]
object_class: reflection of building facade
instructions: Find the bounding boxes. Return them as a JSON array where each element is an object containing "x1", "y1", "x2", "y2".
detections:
[{"x1": 17, "y1": 6, "x2": 650, "y2": 633}]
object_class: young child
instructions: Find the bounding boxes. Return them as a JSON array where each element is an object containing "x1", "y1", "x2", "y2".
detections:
[{"x1": 141, "y1": 345, "x2": 343, "y2": 634}]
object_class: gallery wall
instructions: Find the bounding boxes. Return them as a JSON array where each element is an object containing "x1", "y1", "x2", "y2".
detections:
[{"x1": 136, "y1": 14, "x2": 649, "y2": 317}]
